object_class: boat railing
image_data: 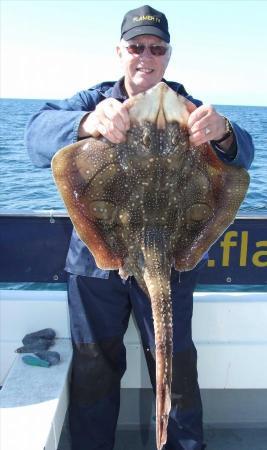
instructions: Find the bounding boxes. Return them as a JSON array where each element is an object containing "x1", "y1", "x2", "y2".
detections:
[{"x1": 0, "y1": 210, "x2": 266, "y2": 286}]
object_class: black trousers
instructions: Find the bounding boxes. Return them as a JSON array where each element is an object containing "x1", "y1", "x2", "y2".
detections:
[{"x1": 67, "y1": 269, "x2": 205, "y2": 450}]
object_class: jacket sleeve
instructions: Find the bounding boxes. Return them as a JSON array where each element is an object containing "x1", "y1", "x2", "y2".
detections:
[
  {"x1": 212, "y1": 122, "x2": 255, "y2": 170},
  {"x1": 25, "y1": 90, "x2": 102, "y2": 168}
]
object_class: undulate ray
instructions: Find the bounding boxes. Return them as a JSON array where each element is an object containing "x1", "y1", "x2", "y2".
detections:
[{"x1": 52, "y1": 82, "x2": 249, "y2": 450}]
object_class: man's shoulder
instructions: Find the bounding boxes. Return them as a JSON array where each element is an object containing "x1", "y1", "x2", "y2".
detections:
[
  {"x1": 87, "y1": 81, "x2": 116, "y2": 95},
  {"x1": 76, "y1": 81, "x2": 117, "y2": 108},
  {"x1": 165, "y1": 80, "x2": 202, "y2": 107},
  {"x1": 164, "y1": 80, "x2": 189, "y2": 97}
]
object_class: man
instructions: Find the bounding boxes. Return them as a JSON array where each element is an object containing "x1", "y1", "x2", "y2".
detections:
[{"x1": 25, "y1": 5, "x2": 254, "y2": 450}]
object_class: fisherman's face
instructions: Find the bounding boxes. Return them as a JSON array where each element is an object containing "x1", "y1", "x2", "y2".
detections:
[{"x1": 117, "y1": 35, "x2": 171, "y2": 96}]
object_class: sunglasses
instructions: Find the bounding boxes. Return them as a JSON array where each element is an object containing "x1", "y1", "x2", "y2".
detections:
[{"x1": 124, "y1": 43, "x2": 169, "y2": 56}]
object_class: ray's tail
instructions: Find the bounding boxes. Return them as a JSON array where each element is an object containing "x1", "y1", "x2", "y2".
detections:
[{"x1": 141, "y1": 231, "x2": 173, "y2": 450}]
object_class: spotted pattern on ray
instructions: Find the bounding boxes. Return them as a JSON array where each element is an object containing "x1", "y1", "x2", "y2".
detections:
[{"x1": 52, "y1": 82, "x2": 249, "y2": 450}]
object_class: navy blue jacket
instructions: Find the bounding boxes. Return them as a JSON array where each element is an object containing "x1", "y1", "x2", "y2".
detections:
[{"x1": 25, "y1": 78, "x2": 255, "y2": 278}]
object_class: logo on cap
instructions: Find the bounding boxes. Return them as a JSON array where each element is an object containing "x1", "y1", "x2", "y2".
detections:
[{"x1": 133, "y1": 15, "x2": 161, "y2": 24}]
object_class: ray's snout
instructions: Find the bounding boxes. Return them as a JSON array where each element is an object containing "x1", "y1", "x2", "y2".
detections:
[{"x1": 126, "y1": 82, "x2": 190, "y2": 129}]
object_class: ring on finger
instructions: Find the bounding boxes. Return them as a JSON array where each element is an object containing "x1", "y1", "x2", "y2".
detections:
[{"x1": 205, "y1": 127, "x2": 211, "y2": 135}]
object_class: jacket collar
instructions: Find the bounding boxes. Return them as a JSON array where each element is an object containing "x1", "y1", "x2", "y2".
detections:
[
  {"x1": 101, "y1": 77, "x2": 184, "y2": 100},
  {"x1": 101, "y1": 77, "x2": 128, "y2": 101},
  {"x1": 111, "y1": 78, "x2": 128, "y2": 100}
]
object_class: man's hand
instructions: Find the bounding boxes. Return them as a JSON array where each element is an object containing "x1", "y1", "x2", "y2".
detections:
[
  {"x1": 187, "y1": 105, "x2": 234, "y2": 151},
  {"x1": 78, "y1": 98, "x2": 130, "y2": 143}
]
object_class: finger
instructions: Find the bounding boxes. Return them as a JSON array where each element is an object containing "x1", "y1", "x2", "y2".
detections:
[
  {"x1": 119, "y1": 104, "x2": 131, "y2": 130},
  {"x1": 189, "y1": 133, "x2": 208, "y2": 147},
  {"x1": 103, "y1": 101, "x2": 130, "y2": 132},
  {"x1": 105, "y1": 129, "x2": 127, "y2": 144},
  {"x1": 183, "y1": 97, "x2": 197, "y2": 114},
  {"x1": 187, "y1": 104, "x2": 214, "y2": 129},
  {"x1": 189, "y1": 116, "x2": 210, "y2": 135},
  {"x1": 191, "y1": 124, "x2": 216, "y2": 141},
  {"x1": 93, "y1": 107, "x2": 124, "y2": 139},
  {"x1": 103, "y1": 104, "x2": 125, "y2": 132},
  {"x1": 97, "y1": 118, "x2": 127, "y2": 144},
  {"x1": 108, "y1": 101, "x2": 131, "y2": 130},
  {"x1": 187, "y1": 106, "x2": 207, "y2": 129},
  {"x1": 106, "y1": 123, "x2": 127, "y2": 143}
]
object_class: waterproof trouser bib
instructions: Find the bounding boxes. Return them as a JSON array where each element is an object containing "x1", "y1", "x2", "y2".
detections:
[{"x1": 67, "y1": 268, "x2": 205, "y2": 450}]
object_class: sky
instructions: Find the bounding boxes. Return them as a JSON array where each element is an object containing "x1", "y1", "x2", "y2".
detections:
[{"x1": 1, "y1": 0, "x2": 267, "y2": 106}]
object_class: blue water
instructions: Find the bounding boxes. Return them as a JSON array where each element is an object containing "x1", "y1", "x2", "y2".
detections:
[
  {"x1": 0, "y1": 99, "x2": 65, "y2": 211},
  {"x1": 0, "y1": 98, "x2": 266, "y2": 291},
  {"x1": 1, "y1": 98, "x2": 266, "y2": 213}
]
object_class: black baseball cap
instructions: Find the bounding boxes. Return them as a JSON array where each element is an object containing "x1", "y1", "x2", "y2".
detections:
[{"x1": 121, "y1": 5, "x2": 170, "y2": 43}]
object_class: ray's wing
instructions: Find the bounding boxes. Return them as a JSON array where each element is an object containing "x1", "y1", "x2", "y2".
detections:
[
  {"x1": 171, "y1": 140, "x2": 250, "y2": 271},
  {"x1": 52, "y1": 137, "x2": 128, "y2": 270}
]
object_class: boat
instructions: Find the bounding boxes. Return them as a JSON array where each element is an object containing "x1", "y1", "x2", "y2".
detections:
[{"x1": 0, "y1": 211, "x2": 267, "y2": 449}]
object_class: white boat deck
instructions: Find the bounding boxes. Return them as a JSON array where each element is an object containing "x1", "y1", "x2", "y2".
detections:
[
  {"x1": 0, "y1": 339, "x2": 72, "y2": 450},
  {"x1": 1, "y1": 288, "x2": 267, "y2": 449}
]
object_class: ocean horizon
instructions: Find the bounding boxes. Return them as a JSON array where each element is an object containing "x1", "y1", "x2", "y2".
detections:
[{"x1": 2, "y1": 96, "x2": 267, "y2": 108}]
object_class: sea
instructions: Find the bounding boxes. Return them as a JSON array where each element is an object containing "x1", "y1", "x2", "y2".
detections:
[{"x1": 0, "y1": 98, "x2": 266, "y2": 290}]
